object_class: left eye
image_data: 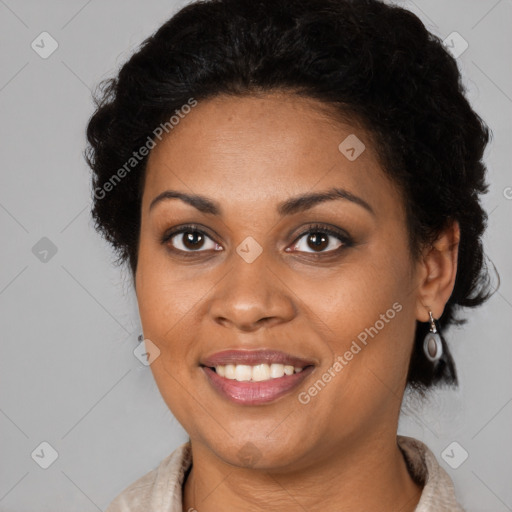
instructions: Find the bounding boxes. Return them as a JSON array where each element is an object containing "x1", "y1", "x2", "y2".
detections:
[{"x1": 288, "y1": 227, "x2": 347, "y2": 254}]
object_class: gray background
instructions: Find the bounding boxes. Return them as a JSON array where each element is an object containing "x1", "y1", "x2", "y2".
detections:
[{"x1": 0, "y1": 0, "x2": 510, "y2": 510}]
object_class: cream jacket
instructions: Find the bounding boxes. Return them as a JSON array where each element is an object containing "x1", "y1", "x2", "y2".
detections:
[{"x1": 105, "y1": 435, "x2": 465, "y2": 511}]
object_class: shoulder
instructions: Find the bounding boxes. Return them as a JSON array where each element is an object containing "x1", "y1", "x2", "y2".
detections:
[
  {"x1": 397, "y1": 435, "x2": 466, "y2": 512},
  {"x1": 105, "y1": 441, "x2": 192, "y2": 512}
]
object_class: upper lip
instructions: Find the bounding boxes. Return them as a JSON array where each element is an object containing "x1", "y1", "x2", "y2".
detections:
[{"x1": 201, "y1": 349, "x2": 316, "y2": 368}]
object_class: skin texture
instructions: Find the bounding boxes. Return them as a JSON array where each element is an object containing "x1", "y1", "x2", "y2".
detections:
[{"x1": 135, "y1": 92, "x2": 460, "y2": 512}]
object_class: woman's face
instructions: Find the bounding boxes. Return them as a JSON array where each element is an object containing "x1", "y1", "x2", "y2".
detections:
[{"x1": 135, "y1": 92, "x2": 424, "y2": 470}]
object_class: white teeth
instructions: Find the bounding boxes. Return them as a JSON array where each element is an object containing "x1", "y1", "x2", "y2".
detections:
[
  {"x1": 234, "y1": 364, "x2": 252, "y2": 381},
  {"x1": 284, "y1": 365, "x2": 294, "y2": 376},
  {"x1": 212, "y1": 363, "x2": 305, "y2": 382},
  {"x1": 224, "y1": 364, "x2": 236, "y2": 380},
  {"x1": 252, "y1": 363, "x2": 271, "y2": 382},
  {"x1": 270, "y1": 363, "x2": 284, "y2": 378}
]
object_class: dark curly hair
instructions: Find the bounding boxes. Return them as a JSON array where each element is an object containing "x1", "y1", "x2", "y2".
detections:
[{"x1": 85, "y1": 0, "x2": 495, "y2": 392}]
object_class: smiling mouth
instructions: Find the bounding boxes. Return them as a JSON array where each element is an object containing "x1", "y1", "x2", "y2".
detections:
[
  {"x1": 199, "y1": 349, "x2": 316, "y2": 404},
  {"x1": 201, "y1": 365, "x2": 315, "y2": 405}
]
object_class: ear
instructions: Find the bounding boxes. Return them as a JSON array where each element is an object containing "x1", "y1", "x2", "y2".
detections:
[{"x1": 415, "y1": 220, "x2": 460, "y2": 322}]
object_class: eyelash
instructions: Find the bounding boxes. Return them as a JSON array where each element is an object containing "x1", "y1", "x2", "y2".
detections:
[{"x1": 161, "y1": 223, "x2": 353, "y2": 257}]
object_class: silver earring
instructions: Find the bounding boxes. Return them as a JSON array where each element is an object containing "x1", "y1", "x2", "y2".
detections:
[{"x1": 423, "y1": 311, "x2": 443, "y2": 363}]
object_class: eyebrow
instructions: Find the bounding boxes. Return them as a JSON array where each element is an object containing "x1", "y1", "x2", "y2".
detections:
[{"x1": 149, "y1": 187, "x2": 375, "y2": 217}]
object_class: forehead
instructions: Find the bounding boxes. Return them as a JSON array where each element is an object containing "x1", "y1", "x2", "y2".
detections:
[{"x1": 143, "y1": 93, "x2": 400, "y2": 217}]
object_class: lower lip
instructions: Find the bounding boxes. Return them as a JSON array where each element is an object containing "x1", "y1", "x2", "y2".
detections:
[{"x1": 201, "y1": 366, "x2": 314, "y2": 405}]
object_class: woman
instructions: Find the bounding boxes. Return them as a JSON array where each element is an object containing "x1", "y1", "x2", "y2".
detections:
[{"x1": 86, "y1": 0, "x2": 493, "y2": 510}]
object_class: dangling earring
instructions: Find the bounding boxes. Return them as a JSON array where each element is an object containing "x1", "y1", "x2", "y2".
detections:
[{"x1": 423, "y1": 311, "x2": 443, "y2": 363}]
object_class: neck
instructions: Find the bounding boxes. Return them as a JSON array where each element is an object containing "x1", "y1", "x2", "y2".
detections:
[{"x1": 182, "y1": 431, "x2": 422, "y2": 512}]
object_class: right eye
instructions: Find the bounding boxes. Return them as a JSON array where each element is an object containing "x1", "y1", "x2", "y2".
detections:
[{"x1": 162, "y1": 224, "x2": 223, "y2": 254}]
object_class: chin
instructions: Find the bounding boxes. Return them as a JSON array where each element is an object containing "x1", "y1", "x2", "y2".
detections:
[{"x1": 197, "y1": 427, "x2": 314, "y2": 471}]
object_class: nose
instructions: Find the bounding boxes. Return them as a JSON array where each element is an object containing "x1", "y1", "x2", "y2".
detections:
[{"x1": 208, "y1": 248, "x2": 296, "y2": 333}]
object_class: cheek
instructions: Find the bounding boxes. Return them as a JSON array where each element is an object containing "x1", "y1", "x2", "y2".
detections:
[
  {"x1": 136, "y1": 241, "x2": 205, "y2": 336},
  {"x1": 295, "y1": 242, "x2": 415, "y2": 399},
  {"x1": 135, "y1": 255, "x2": 205, "y2": 430},
  {"x1": 293, "y1": 243, "x2": 411, "y2": 337}
]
